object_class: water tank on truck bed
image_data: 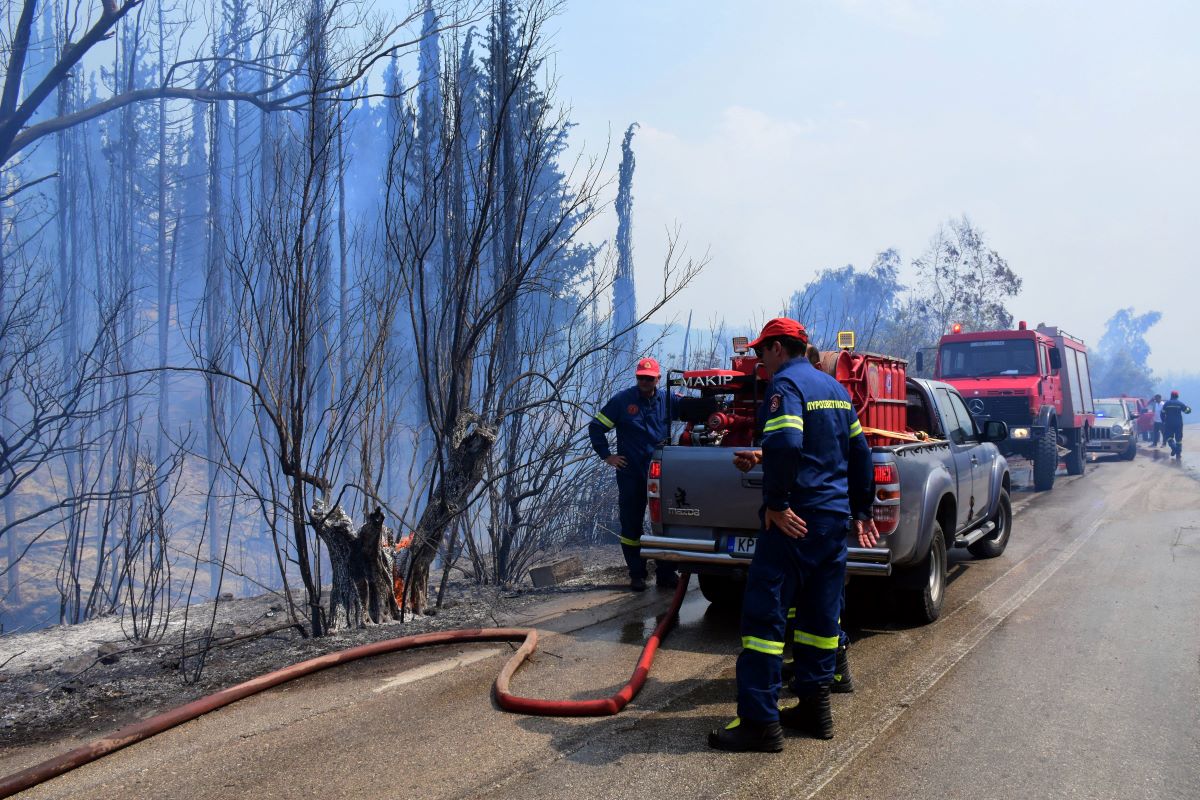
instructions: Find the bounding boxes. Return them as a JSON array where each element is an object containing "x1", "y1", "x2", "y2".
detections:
[{"x1": 932, "y1": 321, "x2": 1095, "y2": 490}]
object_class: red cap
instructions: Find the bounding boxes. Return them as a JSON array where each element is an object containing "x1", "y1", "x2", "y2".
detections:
[
  {"x1": 1171, "y1": 390, "x2": 1180, "y2": 398},
  {"x1": 747, "y1": 317, "x2": 808, "y2": 350},
  {"x1": 635, "y1": 357, "x2": 661, "y2": 377}
]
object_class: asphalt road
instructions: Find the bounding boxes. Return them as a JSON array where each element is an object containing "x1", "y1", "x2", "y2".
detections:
[{"x1": 7, "y1": 428, "x2": 1200, "y2": 799}]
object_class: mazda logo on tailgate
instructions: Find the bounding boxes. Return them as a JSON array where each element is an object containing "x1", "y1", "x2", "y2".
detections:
[{"x1": 968, "y1": 399, "x2": 985, "y2": 414}]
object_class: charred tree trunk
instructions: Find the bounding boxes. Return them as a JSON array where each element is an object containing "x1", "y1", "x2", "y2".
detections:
[
  {"x1": 404, "y1": 415, "x2": 497, "y2": 614},
  {"x1": 313, "y1": 504, "x2": 398, "y2": 631}
]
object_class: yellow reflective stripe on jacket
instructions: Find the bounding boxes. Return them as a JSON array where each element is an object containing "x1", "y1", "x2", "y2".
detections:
[
  {"x1": 763, "y1": 414, "x2": 804, "y2": 433},
  {"x1": 618, "y1": 535, "x2": 642, "y2": 547},
  {"x1": 849, "y1": 421, "x2": 863, "y2": 438},
  {"x1": 595, "y1": 411, "x2": 615, "y2": 429},
  {"x1": 742, "y1": 636, "x2": 786, "y2": 656},
  {"x1": 786, "y1": 607, "x2": 796, "y2": 619},
  {"x1": 794, "y1": 630, "x2": 840, "y2": 650}
]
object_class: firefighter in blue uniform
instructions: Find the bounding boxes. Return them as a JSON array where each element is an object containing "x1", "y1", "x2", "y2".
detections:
[
  {"x1": 589, "y1": 357, "x2": 680, "y2": 591},
  {"x1": 709, "y1": 318, "x2": 877, "y2": 752},
  {"x1": 1162, "y1": 389, "x2": 1192, "y2": 459}
]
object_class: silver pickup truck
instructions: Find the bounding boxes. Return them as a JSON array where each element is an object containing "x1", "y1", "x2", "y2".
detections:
[{"x1": 643, "y1": 377, "x2": 1013, "y2": 623}]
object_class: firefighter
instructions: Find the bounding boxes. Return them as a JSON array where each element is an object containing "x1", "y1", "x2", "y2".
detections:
[
  {"x1": 1162, "y1": 390, "x2": 1192, "y2": 459},
  {"x1": 589, "y1": 357, "x2": 680, "y2": 591},
  {"x1": 709, "y1": 318, "x2": 876, "y2": 752},
  {"x1": 742, "y1": 343, "x2": 857, "y2": 695}
]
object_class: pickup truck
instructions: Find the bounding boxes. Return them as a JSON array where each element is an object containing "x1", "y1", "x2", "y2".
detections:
[{"x1": 643, "y1": 368, "x2": 1013, "y2": 624}]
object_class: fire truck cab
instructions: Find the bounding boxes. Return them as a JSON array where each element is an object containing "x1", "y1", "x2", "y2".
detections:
[{"x1": 934, "y1": 322, "x2": 1095, "y2": 491}]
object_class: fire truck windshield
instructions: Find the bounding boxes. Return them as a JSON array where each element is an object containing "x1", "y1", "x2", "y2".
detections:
[{"x1": 938, "y1": 339, "x2": 1038, "y2": 378}]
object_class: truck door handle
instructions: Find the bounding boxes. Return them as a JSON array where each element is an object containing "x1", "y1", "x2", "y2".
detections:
[
  {"x1": 741, "y1": 478, "x2": 763, "y2": 489},
  {"x1": 970, "y1": 455, "x2": 979, "y2": 465}
]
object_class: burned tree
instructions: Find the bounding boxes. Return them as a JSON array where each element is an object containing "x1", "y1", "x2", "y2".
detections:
[{"x1": 385, "y1": 0, "x2": 703, "y2": 612}]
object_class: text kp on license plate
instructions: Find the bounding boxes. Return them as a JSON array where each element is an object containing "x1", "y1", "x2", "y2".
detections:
[{"x1": 729, "y1": 536, "x2": 756, "y2": 556}]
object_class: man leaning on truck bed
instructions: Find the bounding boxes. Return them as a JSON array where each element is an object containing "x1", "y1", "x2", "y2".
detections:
[{"x1": 708, "y1": 317, "x2": 877, "y2": 753}]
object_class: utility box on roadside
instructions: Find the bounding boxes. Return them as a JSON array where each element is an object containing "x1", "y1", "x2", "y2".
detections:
[{"x1": 529, "y1": 556, "x2": 582, "y2": 588}]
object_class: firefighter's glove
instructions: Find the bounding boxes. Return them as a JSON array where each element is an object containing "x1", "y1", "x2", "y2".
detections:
[
  {"x1": 732, "y1": 449, "x2": 763, "y2": 473},
  {"x1": 765, "y1": 507, "x2": 807, "y2": 539}
]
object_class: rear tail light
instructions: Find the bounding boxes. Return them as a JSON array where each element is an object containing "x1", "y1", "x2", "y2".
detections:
[
  {"x1": 872, "y1": 504, "x2": 899, "y2": 533},
  {"x1": 874, "y1": 463, "x2": 898, "y2": 486},
  {"x1": 648, "y1": 460, "x2": 662, "y2": 523},
  {"x1": 872, "y1": 460, "x2": 900, "y2": 535}
]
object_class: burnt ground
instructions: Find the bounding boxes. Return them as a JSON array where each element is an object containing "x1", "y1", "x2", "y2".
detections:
[{"x1": 0, "y1": 546, "x2": 628, "y2": 752}]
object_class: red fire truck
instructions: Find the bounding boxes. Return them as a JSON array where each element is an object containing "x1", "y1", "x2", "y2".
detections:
[{"x1": 931, "y1": 322, "x2": 1095, "y2": 491}]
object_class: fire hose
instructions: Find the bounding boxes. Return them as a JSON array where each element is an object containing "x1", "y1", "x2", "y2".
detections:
[{"x1": 0, "y1": 574, "x2": 691, "y2": 799}]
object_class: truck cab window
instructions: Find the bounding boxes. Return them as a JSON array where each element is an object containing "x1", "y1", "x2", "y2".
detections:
[
  {"x1": 946, "y1": 391, "x2": 981, "y2": 442},
  {"x1": 935, "y1": 388, "x2": 969, "y2": 445}
]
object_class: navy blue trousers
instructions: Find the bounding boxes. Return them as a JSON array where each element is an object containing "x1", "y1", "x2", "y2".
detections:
[
  {"x1": 736, "y1": 513, "x2": 847, "y2": 723},
  {"x1": 615, "y1": 469, "x2": 675, "y2": 580}
]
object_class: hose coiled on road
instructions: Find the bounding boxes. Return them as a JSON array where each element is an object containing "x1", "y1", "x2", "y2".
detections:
[{"x1": 0, "y1": 574, "x2": 691, "y2": 798}]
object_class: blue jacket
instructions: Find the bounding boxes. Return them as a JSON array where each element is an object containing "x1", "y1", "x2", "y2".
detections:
[
  {"x1": 1161, "y1": 398, "x2": 1192, "y2": 428},
  {"x1": 588, "y1": 386, "x2": 675, "y2": 473},
  {"x1": 759, "y1": 357, "x2": 873, "y2": 519}
]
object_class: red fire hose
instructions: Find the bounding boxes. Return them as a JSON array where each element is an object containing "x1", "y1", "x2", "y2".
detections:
[{"x1": 0, "y1": 575, "x2": 691, "y2": 798}]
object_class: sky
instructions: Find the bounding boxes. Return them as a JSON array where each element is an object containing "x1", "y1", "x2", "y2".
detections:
[{"x1": 546, "y1": 0, "x2": 1200, "y2": 374}]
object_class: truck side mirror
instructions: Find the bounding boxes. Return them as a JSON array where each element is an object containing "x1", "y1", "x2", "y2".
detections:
[
  {"x1": 1048, "y1": 347, "x2": 1062, "y2": 371},
  {"x1": 981, "y1": 420, "x2": 1009, "y2": 442},
  {"x1": 915, "y1": 351, "x2": 924, "y2": 373}
]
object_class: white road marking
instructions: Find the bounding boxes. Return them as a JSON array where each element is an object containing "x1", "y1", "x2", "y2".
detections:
[
  {"x1": 372, "y1": 647, "x2": 505, "y2": 694},
  {"x1": 791, "y1": 515, "x2": 1108, "y2": 800}
]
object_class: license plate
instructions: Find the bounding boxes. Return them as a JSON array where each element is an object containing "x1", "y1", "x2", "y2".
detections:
[{"x1": 729, "y1": 536, "x2": 757, "y2": 557}]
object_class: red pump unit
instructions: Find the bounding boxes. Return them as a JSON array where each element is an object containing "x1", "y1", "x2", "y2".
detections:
[{"x1": 671, "y1": 346, "x2": 908, "y2": 447}]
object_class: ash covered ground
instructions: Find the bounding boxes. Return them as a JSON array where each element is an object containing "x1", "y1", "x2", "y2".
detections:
[{"x1": 0, "y1": 546, "x2": 627, "y2": 751}]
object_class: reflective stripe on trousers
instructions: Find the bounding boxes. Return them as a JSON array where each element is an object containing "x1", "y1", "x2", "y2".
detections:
[{"x1": 735, "y1": 514, "x2": 847, "y2": 723}]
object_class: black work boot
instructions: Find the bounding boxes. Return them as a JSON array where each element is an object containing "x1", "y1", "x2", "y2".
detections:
[
  {"x1": 630, "y1": 576, "x2": 647, "y2": 592},
  {"x1": 779, "y1": 684, "x2": 833, "y2": 739},
  {"x1": 830, "y1": 642, "x2": 855, "y2": 694},
  {"x1": 707, "y1": 717, "x2": 784, "y2": 753}
]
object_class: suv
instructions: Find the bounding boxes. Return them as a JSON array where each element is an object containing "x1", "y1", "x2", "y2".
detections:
[{"x1": 1088, "y1": 398, "x2": 1138, "y2": 460}]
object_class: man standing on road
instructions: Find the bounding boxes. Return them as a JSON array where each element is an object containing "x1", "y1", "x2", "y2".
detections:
[
  {"x1": 708, "y1": 319, "x2": 877, "y2": 753},
  {"x1": 1162, "y1": 390, "x2": 1192, "y2": 459},
  {"x1": 589, "y1": 357, "x2": 680, "y2": 591}
]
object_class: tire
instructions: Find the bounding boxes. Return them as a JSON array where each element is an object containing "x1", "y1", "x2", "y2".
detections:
[
  {"x1": 1065, "y1": 429, "x2": 1086, "y2": 476},
  {"x1": 1122, "y1": 440, "x2": 1137, "y2": 461},
  {"x1": 698, "y1": 573, "x2": 745, "y2": 609},
  {"x1": 968, "y1": 489, "x2": 1012, "y2": 558},
  {"x1": 1032, "y1": 425, "x2": 1057, "y2": 491},
  {"x1": 895, "y1": 523, "x2": 947, "y2": 624}
]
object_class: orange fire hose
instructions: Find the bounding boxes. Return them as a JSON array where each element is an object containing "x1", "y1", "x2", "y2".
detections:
[{"x1": 0, "y1": 574, "x2": 691, "y2": 798}]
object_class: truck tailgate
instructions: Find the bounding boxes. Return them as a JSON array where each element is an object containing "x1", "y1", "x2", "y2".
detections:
[{"x1": 657, "y1": 446, "x2": 762, "y2": 536}]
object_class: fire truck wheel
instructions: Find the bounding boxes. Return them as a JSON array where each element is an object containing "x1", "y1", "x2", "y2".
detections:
[
  {"x1": 895, "y1": 523, "x2": 946, "y2": 624},
  {"x1": 1065, "y1": 430, "x2": 1087, "y2": 476},
  {"x1": 698, "y1": 574, "x2": 745, "y2": 610},
  {"x1": 1032, "y1": 426, "x2": 1057, "y2": 491},
  {"x1": 968, "y1": 489, "x2": 1011, "y2": 559}
]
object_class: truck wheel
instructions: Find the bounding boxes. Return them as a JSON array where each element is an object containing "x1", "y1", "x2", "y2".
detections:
[
  {"x1": 1032, "y1": 426, "x2": 1057, "y2": 491},
  {"x1": 895, "y1": 523, "x2": 946, "y2": 624},
  {"x1": 698, "y1": 574, "x2": 745, "y2": 609},
  {"x1": 1122, "y1": 440, "x2": 1138, "y2": 461},
  {"x1": 1065, "y1": 429, "x2": 1086, "y2": 476},
  {"x1": 968, "y1": 489, "x2": 1012, "y2": 559}
]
